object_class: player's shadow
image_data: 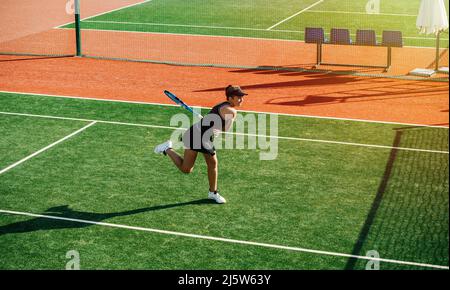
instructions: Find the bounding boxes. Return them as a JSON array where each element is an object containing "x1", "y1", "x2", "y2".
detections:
[{"x1": 0, "y1": 199, "x2": 213, "y2": 236}]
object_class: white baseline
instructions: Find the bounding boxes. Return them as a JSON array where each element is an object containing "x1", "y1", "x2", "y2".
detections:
[
  {"x1": 0, "y1": 209, "x2": 448, "y2": 270},
  {"x1": 0, "y1": 91, "x2": 448, "y2": 128},
  {"x1": 0, "y1": 112, "x2": 447, "y2": 154},
  {"x1": 82, "y1": 20, "x2": 448, "y2": 40}
]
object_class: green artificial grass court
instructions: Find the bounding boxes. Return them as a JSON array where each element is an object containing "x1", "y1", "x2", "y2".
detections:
[
  {"x1": 0, "y1": 92, "x2": 448, "y2": 269},
  {"x1": 63, "y1": 0, "x2": 449, "y2": 48}
]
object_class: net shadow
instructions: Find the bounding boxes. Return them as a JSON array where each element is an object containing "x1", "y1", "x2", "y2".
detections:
[{"x1": 345, "y1": 126, "x2": 449, "y2": 269}]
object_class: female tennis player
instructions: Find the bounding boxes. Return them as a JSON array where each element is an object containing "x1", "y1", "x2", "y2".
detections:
[{"x1": 154, "y1": 85, "x2": 247, "y2": 204}]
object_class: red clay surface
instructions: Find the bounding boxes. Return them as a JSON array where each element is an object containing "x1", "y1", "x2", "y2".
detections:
[
  {"x1": 0, "y1": 0, "x2": 145, "y2": 43},
  {"x1": 0, "y1": 55, "x2": 448, "y2": 126},
  {"x1": 2, "y1": 27, "x2": 448, "y2": 78},
  {"x1": 79, "y1": 30, "x2": 450, "y2": 78},
  {"x1": 1, "y1": 1, "x2": 448, "y2": 78},
  {"x1": 0, "y1": 1, "x2": 448, "y2": 126}
]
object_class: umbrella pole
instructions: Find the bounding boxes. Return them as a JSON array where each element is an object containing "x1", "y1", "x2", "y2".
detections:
[{"x1": 435, "y1": 31, "x2": 440, "y2": 71}]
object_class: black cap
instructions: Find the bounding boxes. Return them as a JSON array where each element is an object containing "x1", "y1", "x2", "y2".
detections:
[{"x1": 226, "y1": 85, "x2": 248, "y2": 98}]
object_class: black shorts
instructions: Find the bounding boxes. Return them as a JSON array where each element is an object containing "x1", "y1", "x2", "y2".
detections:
[{"x1": 182, "y1": 125, "x2": 216, "y2": 156}]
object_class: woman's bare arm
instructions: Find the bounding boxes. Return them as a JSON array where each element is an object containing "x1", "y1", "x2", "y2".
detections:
[{"x1": 220, "y1": 106, "x2": 237, "y2": 132}]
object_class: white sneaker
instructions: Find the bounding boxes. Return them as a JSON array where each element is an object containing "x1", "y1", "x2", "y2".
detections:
[
  {"x1": 208, "y1": 191, "x2": 226, "y2": 204},
  {"x1": 154, "y1": 140, "x2": 172, "y2": 155}
]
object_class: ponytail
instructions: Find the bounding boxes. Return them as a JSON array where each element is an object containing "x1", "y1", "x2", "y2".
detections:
[{"x1": 225, "y1": 85, "x2": 233, "y2": 99}]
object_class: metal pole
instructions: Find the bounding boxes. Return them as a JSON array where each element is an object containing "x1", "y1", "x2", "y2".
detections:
[
  {"x1": 385, "y1": 46, "x2": 392, "y2": 72},
  {"x1": 316, "y1": 43, "x2": 322, "y2": 67},
  {"x1": 75, "y1": 0, "x2": 82, "y2": 57},
  {"x1": 435, "y1": 31, "x2": 441, "y2": 71}
]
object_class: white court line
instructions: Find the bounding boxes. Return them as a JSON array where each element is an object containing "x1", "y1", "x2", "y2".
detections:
[
  {"x1": 0, "y1": 121, "x2": 97, "y2": 175},
  {"x1": 57, "y1": 27, "x2": 303, "y2": 43},
  {"x1": 229, "y1": 132, "x2": 449, "y2": 154},
  {"x1": 79, "y1": 20, "x2": 449, "y2": 41},
  {"x1": 81, "y1": 0, "x2": 153, "y2": 22},
  {"x1": 0, "y1": 111, "x2": 177, "y2": 130},
  {"x1": 83, "y1": 20, "x2": 269, "y2": 32},
  {"x1": 56, "y1": 0, "x2": 153, "y2": 28},
  {"x1": 0, "y1": 209, "x2": 447, "y2": 270},
  {"x1": 0, "y1": 90, "x2": 448, "y2": 129},
  {"x1": 0, "y1": 111, "x2": 448, "y2": 154},
  {"x1": 307, "y1": 10, "x2": 417, "y2": 17},
  {"x1": 267, "y1": 0, "x2": 325, "y2": 30},
  {"x1": 55, "y1": 26, "x2": 449, "y2": 45}
]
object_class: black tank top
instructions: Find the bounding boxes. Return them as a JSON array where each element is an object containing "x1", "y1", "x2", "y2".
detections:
[{"x1": 201, "y1": 101, "x2": 230, "y2": 132}]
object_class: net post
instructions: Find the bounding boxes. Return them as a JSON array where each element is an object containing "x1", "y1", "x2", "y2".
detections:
[{"x1": 75, "y1": 0, "x2": 82, "y2": 57}]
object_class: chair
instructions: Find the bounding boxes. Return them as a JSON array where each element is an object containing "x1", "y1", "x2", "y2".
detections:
[
  {"x1": 330, "y1": 28, "x2": 351, "y2": 45},
  {"x1": 381, "y1": 31, "x2": 403, "y2": 72},
  {"x1": 305, "y1": 27, "x2": 325, "y2": 43},
  {"x1": 382, "y1": 31, "x2": 403, "y2": 47},
  {"x1": 307, "y1": 27, "x2": 394, "y2": 72},
  {"x1": 356, "y1": 30, "x2": 377, "y2": 46},
  {"x1": 305, "y1": 27, "x2": 326, "y2": 67}
]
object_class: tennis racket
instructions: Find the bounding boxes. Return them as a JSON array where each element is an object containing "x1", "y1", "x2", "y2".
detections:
[{"x1": 164, "y1": 90, "x2": 203, "y2": 119}]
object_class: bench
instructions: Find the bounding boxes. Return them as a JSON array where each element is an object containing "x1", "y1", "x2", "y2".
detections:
[{"x1": 305, "y1": 27, "x2": 403, "y2": 72}]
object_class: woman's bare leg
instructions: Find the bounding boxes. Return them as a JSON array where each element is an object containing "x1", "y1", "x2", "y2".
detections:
[
  {"x1": 203, "y1": 153, "x2": 218, "y2": 192},
  {"x1": 166, "y1": 148, "x2": 198, "y2": 174}
]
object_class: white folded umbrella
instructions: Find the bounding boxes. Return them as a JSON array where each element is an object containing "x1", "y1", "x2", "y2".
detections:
[
  {"x1": 412, "y1": 0, "x2": 449, "y2": 74},
  {"x1": 416, "y1": 0, "x2": 448, "y2": 35}
]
